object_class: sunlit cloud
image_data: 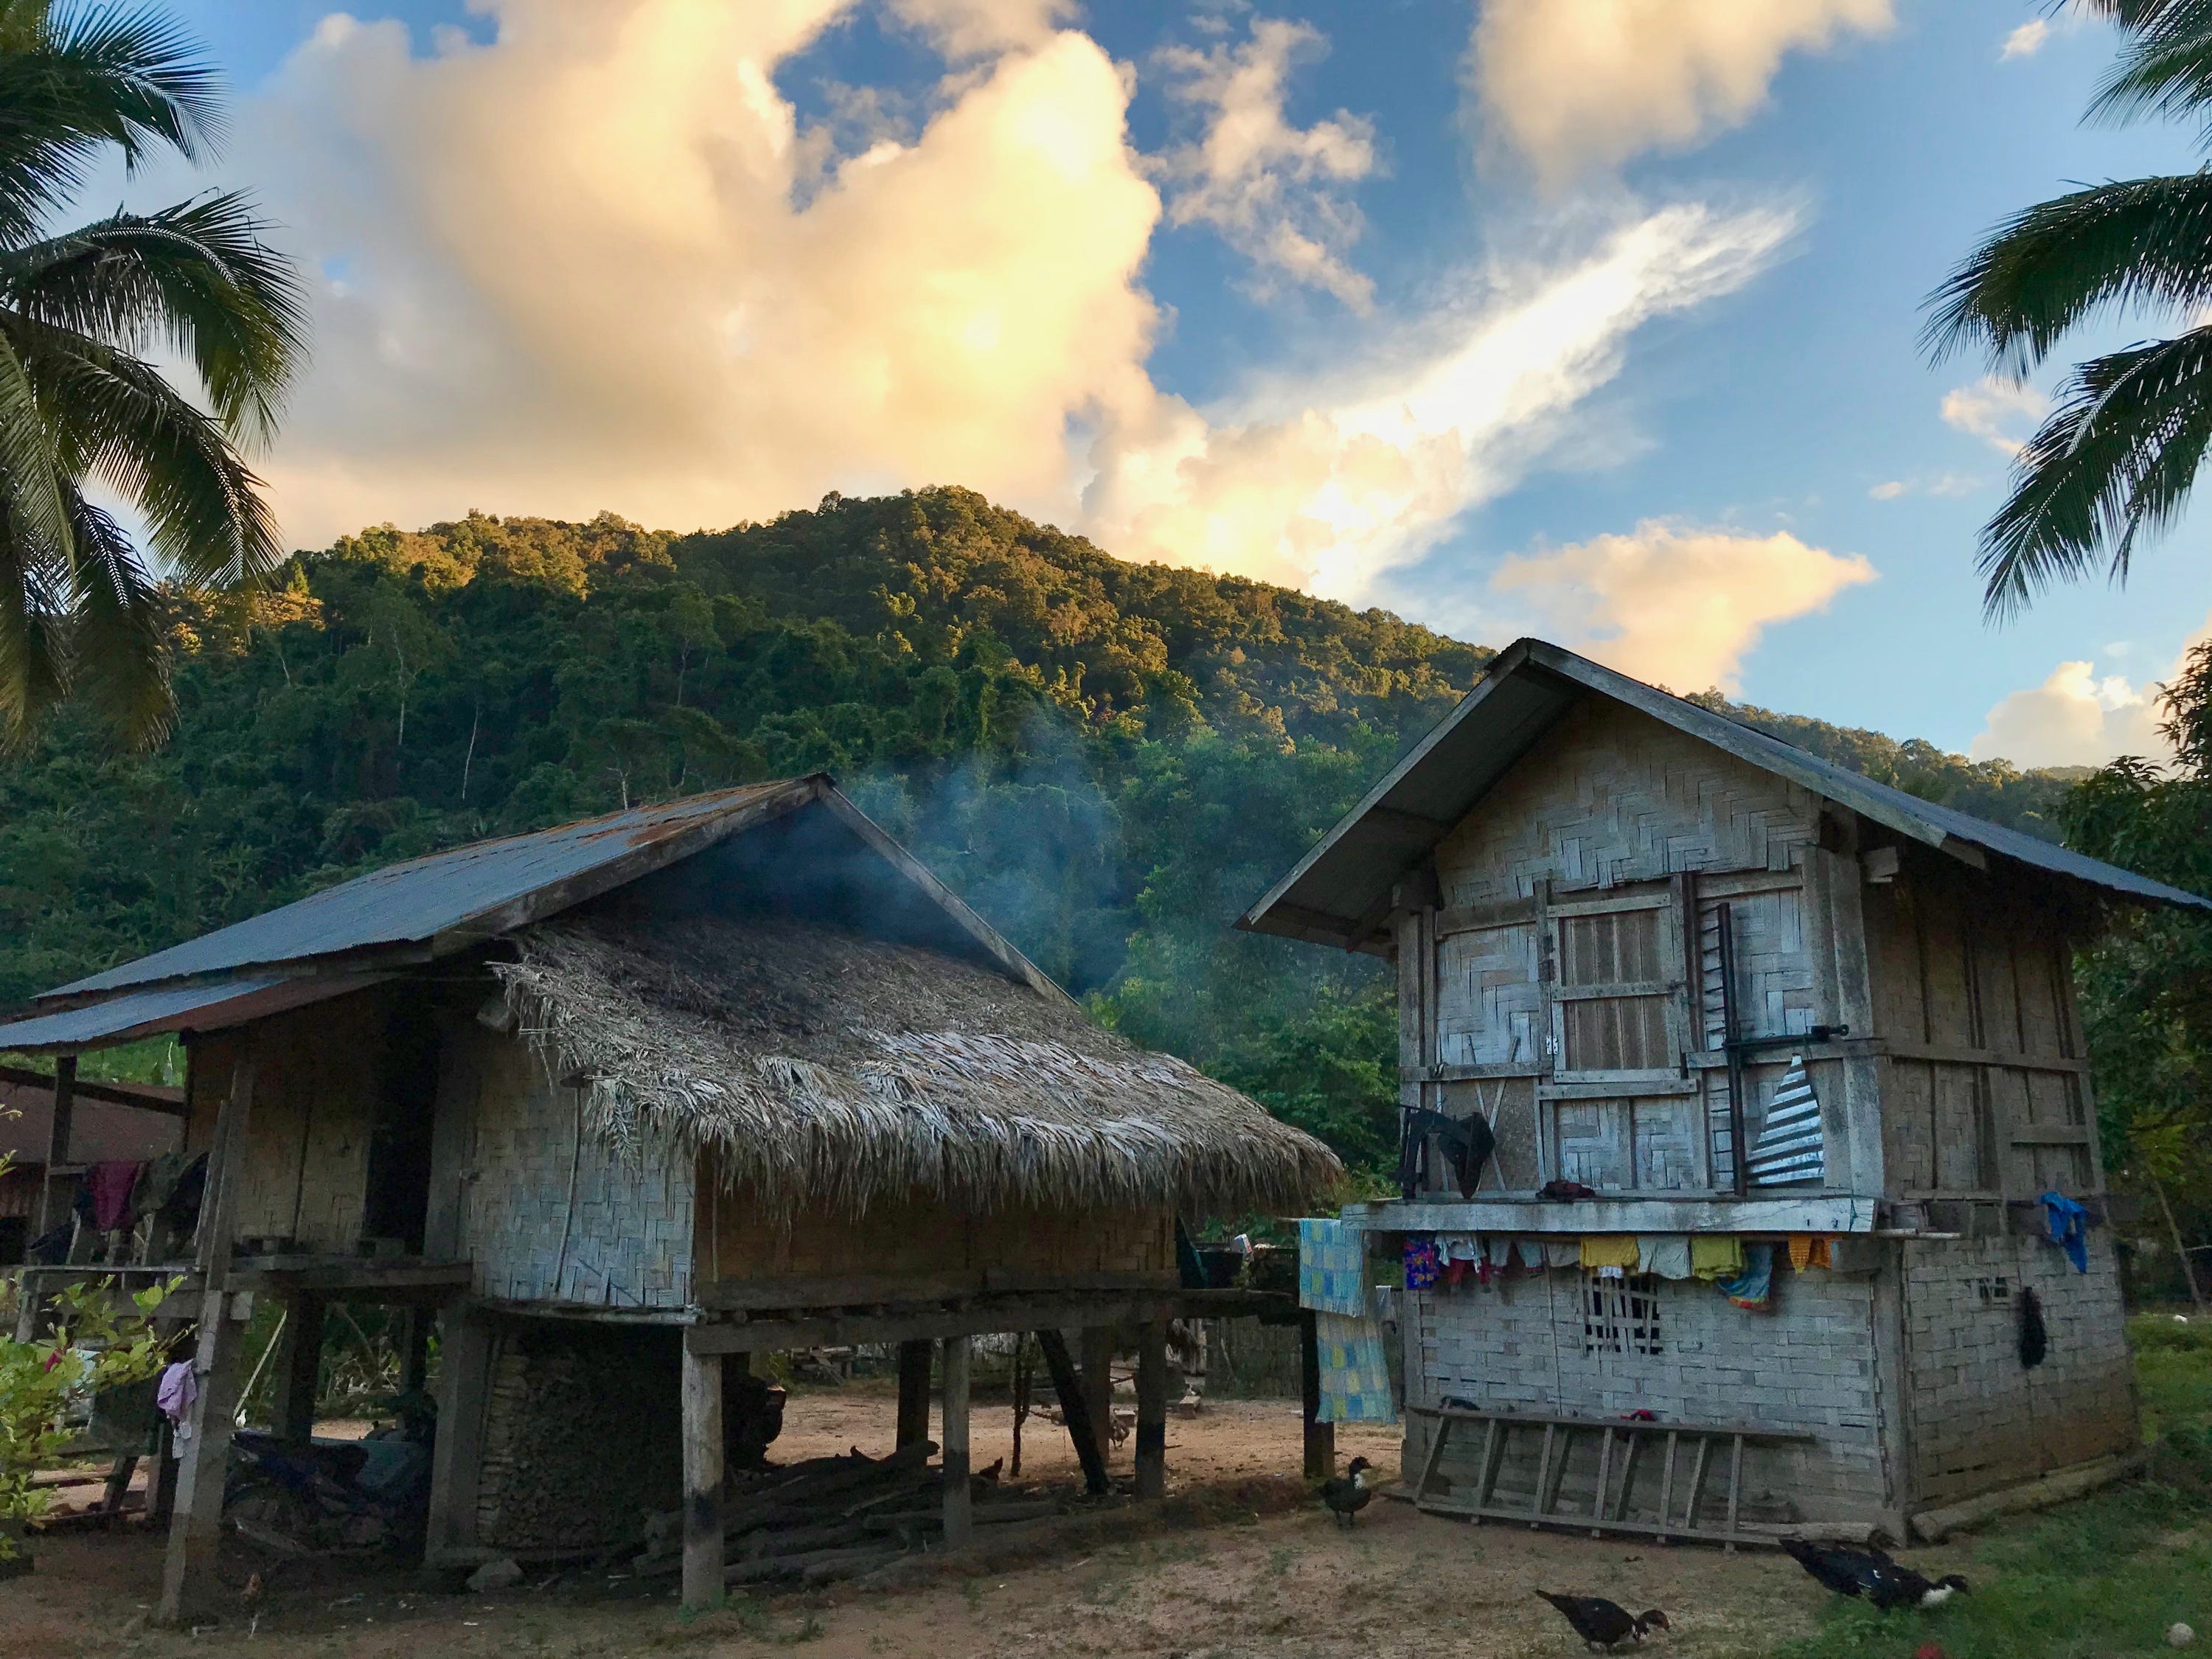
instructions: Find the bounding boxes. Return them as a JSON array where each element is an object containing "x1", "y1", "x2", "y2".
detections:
[
  {"x1": 1971, "y1": 617, "x2": 2212, "y2": 767},
  {"x1": 1941, "y1": 376, "x2": 2047, "y2": 456},
  {"x1": 2000, "y1": 19, "x2": 2049, "y2": 59},
  {"x1": 1467, "y1": 0, "x2": 1893, "y2": 181}
]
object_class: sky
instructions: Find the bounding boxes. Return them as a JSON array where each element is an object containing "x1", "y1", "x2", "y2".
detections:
[{"x1": 124, "y1": 0, "x2": 2212, "y2": 766}]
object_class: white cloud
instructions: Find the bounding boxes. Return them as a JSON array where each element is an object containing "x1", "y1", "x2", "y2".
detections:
[
  {"x1": 2000, "y1": 18, "x2": 2050, "y2": 59},
  {"x1": 1083, "y1": 203, "x2": 1798, "y2": 596},
  {"x1": 139, "y1": 0, "x2": 1795, "y2": 605},
  {"x1": 1468, "y1": 0, "x2": 1894, "y2": 181},
  {"x1": 1155, "y1": 18, "x2": 1378, "y2": 308},
  {"x1": 1941, "y1": 376, "x2": 2048, "y2": 456},
  {"x1": 1971, "y1": 618, "x2": 2212, "y2": 767},
  {"x1": 1485, "y1": 519, "x2": 1877, "y2": 692},
  {"x1": 1868, "y1": 473, "x2": 1979, "y2": 501},
  {"x1": 1869, "y1": 479, "x2": 1905, "y2": 500}
]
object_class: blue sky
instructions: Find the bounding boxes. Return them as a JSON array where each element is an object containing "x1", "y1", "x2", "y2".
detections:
[{"x1": 146, "y1": 1, "x2": 2212, "y2": 763}]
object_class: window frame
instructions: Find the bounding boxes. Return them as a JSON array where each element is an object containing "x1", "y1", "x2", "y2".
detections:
[{"x1": 1545, "y1": 889, "x2": 1691, "y2": 1087}]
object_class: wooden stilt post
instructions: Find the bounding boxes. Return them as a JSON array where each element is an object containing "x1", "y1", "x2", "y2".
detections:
[
  {"x1": 422, "y1": 1302, "x2": 493, "y2": 1567},
  {"x1": 271, "y1": 1295, "x2": 326, "y2": 1444},
  {"x1": 941, "y1": 1335, "x2": 973, "y2": 1548},
  {"x1": 1080, "y1": 1325, "x2": 1115, "y2": 1465},
  {"x1": 1299, "y1": 1309, "x2": 1334, "y2": 1481},
  {"x1": 680, "y1": 1341, "x2": 725, "y2": 1613},
  {"x1": 399, "y1": 1308, "x2": 431, "y2": 1398},
  {"x1": 894, "y1": 1338, "x2": 933, "y2": 1449},
  {"x1": 1035, "y1": 1329, "x2": 1110, "y2": 1494},
  {"x1": 157, "y1": 1051, "x2": 254, "y2": 1629},
  {"x1": 13, "y1": 1055, "x2": 76, "y2": 1343},
  {"x1": 1135, "y1": 1319, "x2": 1168, "y2": 1500}
]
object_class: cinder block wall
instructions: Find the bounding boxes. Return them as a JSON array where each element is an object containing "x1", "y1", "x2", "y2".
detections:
[
  {"x1": 1902, "y1": 1233, "x2": 2136, "y2": 1506},
  {"x1": 1402, "y1": 1263, "x2": 1892, "y2": 1526}
]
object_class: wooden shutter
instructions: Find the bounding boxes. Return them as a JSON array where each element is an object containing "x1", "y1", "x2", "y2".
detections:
[{"x1": 1550, "y1": 894, "x2": 1684, "y2": 1083}]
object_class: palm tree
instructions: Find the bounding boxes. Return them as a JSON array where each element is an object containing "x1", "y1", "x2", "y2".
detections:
[
  {"x1": 0, "y1": 0, "x2": 302, "y2": 745},
  {"x1": 1927, "y1": 0, "x2": 2212, "y2": 619}
]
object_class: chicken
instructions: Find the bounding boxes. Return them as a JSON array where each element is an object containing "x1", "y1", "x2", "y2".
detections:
[{"x1": 1534, "y1": 1592, "x2": 1669, "y2": 1650}]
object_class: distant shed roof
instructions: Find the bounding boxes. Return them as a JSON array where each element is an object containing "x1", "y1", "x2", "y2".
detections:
[{"x1": 1242, "y1": 637, "x2": 2212, "y2": 950}]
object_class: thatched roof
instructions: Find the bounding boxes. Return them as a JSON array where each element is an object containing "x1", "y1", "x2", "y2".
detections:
[{"x1": 489, "y1": 914, "x2": 1343, "y2": 1220}]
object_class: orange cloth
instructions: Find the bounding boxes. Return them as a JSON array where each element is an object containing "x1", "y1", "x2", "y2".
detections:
[{"x1": 1787, "y1": 1234, "x2": 1832, "y2": 1270}]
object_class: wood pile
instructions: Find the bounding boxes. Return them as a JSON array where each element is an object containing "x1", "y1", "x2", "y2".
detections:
[{"x1": 632, "y1": 1441, "x2": 1067, "y2": 1587}]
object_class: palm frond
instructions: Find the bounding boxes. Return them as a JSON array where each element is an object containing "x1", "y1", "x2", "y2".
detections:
[
  {"x1": 0, "y1": 2, "x2": 224, "y2": 243},
  {"x1": 0, "y1": 323, "x2": 72, "y2": 566},
  {"x1": 0, "y1": 493, "x2": 68, "y2": 748},
  {"x1": 1, "y1": 193, "x2": 307, "y2": 443},
  {"x1": 1924, "y1": 173, "x2": 2212, "y2": 374},
  {"x1": 1980, "y1": 327, "x2": 2212, "y2": 617},
  {"x1": 58, "y1": 483, "x2": 169, "y2": 745},
  {"x1": 4, "y1": 313, "x2": 283, "y2": 591}
]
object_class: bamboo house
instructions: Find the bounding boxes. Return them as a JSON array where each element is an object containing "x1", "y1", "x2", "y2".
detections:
[
  {"x1": 1242, "y1": 639, "x2": 2208, "y2": 1548},
  {"x1": 0, "y1": 777, "x2": 1337, "y2": 1621}
]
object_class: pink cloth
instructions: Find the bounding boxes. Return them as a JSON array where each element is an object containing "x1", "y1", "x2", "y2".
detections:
[{"x1": 89, "y1": 1160, "x2": 145, "y2": 1231}]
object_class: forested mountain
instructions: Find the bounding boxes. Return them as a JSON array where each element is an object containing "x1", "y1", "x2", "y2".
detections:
[{"x1": 0, "y1": 487, "x2": 2086, "y2": 1173}]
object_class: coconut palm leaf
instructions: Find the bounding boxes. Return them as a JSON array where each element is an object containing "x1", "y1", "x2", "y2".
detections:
[
  {"x1": 0, "y1": 1, "x2": 302, "y2": 748},
  {"x1": 2088, "y1": 0, "x2": 2212, "y2": 128},
  {"x1": 1980, "y1": 328, "x2": 2212, "y2": 616}
]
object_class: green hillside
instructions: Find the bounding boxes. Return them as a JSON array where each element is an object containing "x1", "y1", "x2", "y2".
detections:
[{"x1": 0, "y1": 487, "x2": 2086, "y2": 1174}]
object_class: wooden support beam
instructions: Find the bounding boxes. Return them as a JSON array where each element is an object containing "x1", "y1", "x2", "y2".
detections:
[
  {"x1": 400, "y1": 1308, "x2": 431, "y2": 1398},
  {"x1": 422, "y1": 1304, "x2": 494, "y2": 1566},
  {"x1": 1299, "y1": 1310, "x2": 1334, "y2": 1481},
  {"x1": 681, "y1": 1346, "x2": 725, "y2": 1613},
  {"x1": 1079, "y1": 1326, "x2": 1115, "y2": 1470},
  {"x1": 1035, "y1": 1329, "x2": 1110, "y2": 1495},
  {"x1": 13, "y1": 1055, "x2": 77, "y2": 1342},
  {"x1": 1134, "y1": 1319, "x2": 1167, "y2": 1501},
  {"x1": 271, "y1": 1295, "x2": 327, "y2": 1444},
  {"x1": 156, "y1": 1290, "x2": 249, "y2": 1625},
  {"x1": 941, "y1": 1337, "x2": 973, "y2": 1547},
  {"x1": 894, "y1": 1340, "x2": 933, "y2": 1450}
]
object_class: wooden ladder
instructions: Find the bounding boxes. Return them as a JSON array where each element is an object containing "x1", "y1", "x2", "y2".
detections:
[{"x1": 1405, "y1": 1405, "x2": 1810, "y2": 1549}]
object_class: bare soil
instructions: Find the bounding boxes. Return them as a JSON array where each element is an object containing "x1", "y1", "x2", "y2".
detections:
[{"x1": 1, "y1": 1385, "x2": 1832, "y2": 1659}]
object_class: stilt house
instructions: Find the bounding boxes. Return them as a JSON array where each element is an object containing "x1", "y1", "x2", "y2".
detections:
[
  {"x1": 1241, "y1": 639, "x2": 2206, "y2": 1545},
  {"x1": 0, "y1": 778, "x2": 1337, "y2": 1619}
]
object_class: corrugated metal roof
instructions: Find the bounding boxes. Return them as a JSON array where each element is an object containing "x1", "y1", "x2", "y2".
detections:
[
  {"x1": 0, "y1": 972, "x2": 390, "y2": 1053},
  {"x1": 51, "y1": 779, "x2": 823, "y2": 1000},
  {"x1": 1242, "y1": 637, "x2": 2212, "y2": 947}
]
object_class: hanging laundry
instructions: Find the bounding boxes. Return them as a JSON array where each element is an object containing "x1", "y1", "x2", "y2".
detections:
[
  {"x1": 1746, "y1": 1055, "x2": 1826, "y2": 1185},
  {"x1": 1545, "y1": 1239, "x2": 1582, "y2": 1269},
  {"x1": 1579, "y1": 1235, "x2": 1641, "y2": 1271},
  {"x1": 1298, "y1": 1218, "x2": 1371, "y2": 1314},
  {"x1": 1786, "y1": 1234, "x2": 1833, "y2": 1271},
  {"x1": 1396, "y1": 1108, "x2": 1495, "y2": 1200},
  {"x1": 1718, "y1": 1243, "x2": 1775, "y2": 1310},
  {"x1": 1518, "y1": 1239, "x2": 1549, "y2": 1272},
  {"x1": 2039, "y1": 1191, "x2": 2090, "y2": 1273},
  {"x1": 157, "y1": 1360, "x2": 198, "y2": 1449},
  {"x1": 1402, "y1": 1234, "x2": 1441, "y2": 1290},
  {"x1": 1486, "y1": 1236, "x2": 1517, "y2": 1270},
  {"x1": 2018, "y1": 1286, "x2": 2048, "y2": 1367},
  {"x1": 1637, "y1": 1235, "x2": 1692, "y2": 1280},
  {"x1": 1441, "y1": 1259, "x2": 1470, "y2": 1289},
  {"x1": 1439, "y1": 1233, "x2": 1483, "y2": 1263},
  {"x1": 1537, "y1": 1179, "x2": 1598, "y2": 1201},
  {"x1": 1597, "y1": 1265, "x2": 1627, "y2": 1281},
  {"x1": 1691, "y1": 1235, "x2": 1745, "y2": 1281},
  {"x1": 1313, "y1": 1311, "x2": 1397, "y2": 1424},
  {"x1": 89, "y1": 1161, "x2": 146, "y2": 1234}
]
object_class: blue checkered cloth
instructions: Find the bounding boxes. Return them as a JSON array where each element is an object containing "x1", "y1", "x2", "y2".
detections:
[
  {"x1": 1297, "y1": 1217, "x2": 1368, "y2": 1315},
  {"x1": 1314, "y1": 1311, "x2": 1396, "y2": 1424}
]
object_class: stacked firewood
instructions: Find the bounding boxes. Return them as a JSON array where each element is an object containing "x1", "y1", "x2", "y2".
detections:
[{"x1": 633, "y1": 1441, "x2": 1062, "y2": 1587}]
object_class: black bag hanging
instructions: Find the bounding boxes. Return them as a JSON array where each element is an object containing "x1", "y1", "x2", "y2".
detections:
[
  {"x1": 1396, "y1": 1109, "x2": 1496, "y2": 1200},
  {"x1": 2018, "y1": 1285, "x2": 2048, "y2": 1368}
]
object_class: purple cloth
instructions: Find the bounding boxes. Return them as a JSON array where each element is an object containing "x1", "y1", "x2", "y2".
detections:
[
  {"x1": 1402, "y1": 1234, "x2": 1440, "y2": 1290},
  {"x1": 90, "y1": 1160, "x2": 145, "y2": 1231},
  {"x1": 157, "y1": 1360, "x2": 197, "y2": 1424}
]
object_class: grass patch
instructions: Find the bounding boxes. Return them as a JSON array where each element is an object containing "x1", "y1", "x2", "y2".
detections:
[{"x1": 1772, "y1": 1321, "x2": 2212, "y2": 1659}]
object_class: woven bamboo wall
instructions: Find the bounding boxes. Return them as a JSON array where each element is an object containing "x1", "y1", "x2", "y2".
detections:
[{"x1": 698, "y1": 1169, "x2": 1175, "y2": 1292}]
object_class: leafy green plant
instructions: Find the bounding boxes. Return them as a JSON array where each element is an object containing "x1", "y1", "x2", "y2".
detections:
[{"x1": 0, "y1": 1274, "x2": 179, "y2": 1553}]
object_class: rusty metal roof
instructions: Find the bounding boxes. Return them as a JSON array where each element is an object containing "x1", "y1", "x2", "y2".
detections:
[
  {"x1": 47, "y1": 779, "x2": 823, "y2": 1002},
  {"x1": 0, "y1": 971, "x2": 395, "y2": 1053},
  {"x1": 1242, "y1": 637, "x2": 2212, "y2": 950}
]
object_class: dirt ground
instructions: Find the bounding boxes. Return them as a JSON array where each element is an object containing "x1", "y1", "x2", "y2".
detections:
[{"x1": 1, "y1": 1384, "x2": 1837, "y2": 1659}]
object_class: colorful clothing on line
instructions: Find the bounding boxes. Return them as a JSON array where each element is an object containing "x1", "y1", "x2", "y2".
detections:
[
  {"x1": 1545, "y1": 1239, "x2": 1582, "y2": 1269},
  {"x1": 1787, "y1": 1234, "x2": 1832, "y2": 1271},
  {"x1": 1637, "y1": 1234, "x2": 1692, "y2": 1280},
  {"x1": 2040, "y1": 1191, "x2": 2090, "y2": 1273},
  {"x1": 89, "y1": 1160, "x2": 145, "y2": 1233},
  {"x1": 1518, "y1": 1239, "x2": 1549, "y2": 1271},
  {"x1": 1579, "y1": 1234, "x2": 1641, "y2": 1271},
  {"x1": 1402, "y1": 1234, "x2": 1441, "y2": 1290},
  {"x1": 1298, "y1": 1217, "x2": 1371, "y2": 1314},
  {"x1": 1690, "y1": 1235, "x2": 1745, "y2": 1281},
  {"x1": 1718, "y1": 1242, "x2": 1775, "y2": 1310},
  {"x1": 1313, "y1": 1310, "x2": 1397, "y2": 1424}
]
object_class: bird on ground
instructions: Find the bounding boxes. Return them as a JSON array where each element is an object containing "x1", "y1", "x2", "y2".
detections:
[
  {"x1": 1534, "y1": 1592, "x2": 1670, "y2": 1650},
  {"x1": 1781, "y1": 1539, "x2": 1969, "y2": 1611},
  {"x1": 1320, "y1": 1456, "x2": 1374, "y2": 1527}
]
